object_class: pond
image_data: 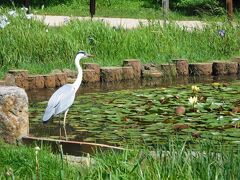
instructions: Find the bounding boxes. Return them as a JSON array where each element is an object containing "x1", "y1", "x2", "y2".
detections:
[{"x1": 29, "y1": 76, "x2": 240, "y2": 146}]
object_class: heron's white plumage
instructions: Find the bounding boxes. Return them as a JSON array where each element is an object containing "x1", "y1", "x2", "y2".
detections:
[
  {"x1": 42, "y1": 84, "x2": 75, "y2": 122},
  {"x1": 42, "y1": 51, "x2": 89, "y2": 123}
]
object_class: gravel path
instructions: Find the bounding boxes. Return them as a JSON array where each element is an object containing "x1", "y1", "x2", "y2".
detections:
[{"x1": 34, "y1": 15, "x2": 206, "y2": 30}]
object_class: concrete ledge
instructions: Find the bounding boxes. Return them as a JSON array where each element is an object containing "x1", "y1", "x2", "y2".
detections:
[
  {"x1": 212, "y1": 62, "x2": 238, "y2": 75},
  {"x1": 123, "y1": 59, "x2": 141, "y2": 79},
  {"x1": 44, "y1": 74, "x2": 56, "y2": 88},
  {"x1": 100, "y1": 67, "x2": 123, "y2": 82},
  {"x1": 28, "y1": 75, "x2": 45, "y2": 90},
  {"x1": 173, "y1": 59, "x2": 189, "y2": 76},
  {"x1": 83, "y1": 69, "x2": 100, "y2": 83},
  {"x1": 189, "y1": 63, "x2": 212, "y2": 76},
  {"x1": 8, "y1": 70, "x2": 29, "y2": 90},
  {"x1": 158, "y1": 64, "x2": 177, "y2": 76},
  {"x1": 122, "y1": 66, "x2": 134, "y2": 80},
  {"x1": 1, "y1": 57, "x2": 240, "y2": 90},
  {"x1": 54, "y1": 73, "x2": 67, "y2": 87}
]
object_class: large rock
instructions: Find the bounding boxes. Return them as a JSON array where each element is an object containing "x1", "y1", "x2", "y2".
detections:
[{"x1": 0, "y1": 86, "x2": 28, "y2": 144}]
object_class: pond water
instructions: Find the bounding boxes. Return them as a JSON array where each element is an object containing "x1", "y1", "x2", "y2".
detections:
[{"x1": 29, "y1": 76, "x2": 240, "y2": 146}]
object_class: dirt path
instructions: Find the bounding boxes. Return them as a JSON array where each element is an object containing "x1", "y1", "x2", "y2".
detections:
[{"x1": 34, "y1": 15, "x2": 206, "y2": 30}]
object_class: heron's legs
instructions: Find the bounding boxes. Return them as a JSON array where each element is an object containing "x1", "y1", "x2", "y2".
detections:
[
  {"x1": 63, "y1": 109, "x2": 69, "y2": 127},
  {"x1": 63, "y1": 126, "x2": 68, "y2": 141},
  {"x1": 63, "y1": 109, "x2": 69, "y2": 141}
]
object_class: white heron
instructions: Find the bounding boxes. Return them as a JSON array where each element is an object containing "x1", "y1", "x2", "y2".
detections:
[{"x1": 42, "y1": 51, "x2": 93, "y2": 127}]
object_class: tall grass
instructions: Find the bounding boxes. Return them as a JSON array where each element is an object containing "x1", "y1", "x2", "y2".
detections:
[
  {"x1": 1, "y1": 9, "x2": 240, "y2": 78},
  {"x1": 1, "y1": 140, "x2": 240, "y2": 179}
]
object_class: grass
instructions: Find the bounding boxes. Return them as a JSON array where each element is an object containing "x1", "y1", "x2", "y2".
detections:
[
  {"x1": 1, "y1": 0, "x2": 221, "y2": 20},
  {"x1": 1, "y1": 8, "x2": 240, "y2": 78},
  {"x1": 1, "y1": 140, "x2": 240, "y2": 179}
]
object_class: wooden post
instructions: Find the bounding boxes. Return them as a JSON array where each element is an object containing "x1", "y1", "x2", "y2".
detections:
[
  {"x1": 226, "y1": 0, "x2": 233, "y2": 21},
  {"x1": 162, "y1": 0, "x2": 169, "y2": 25},
  {"x1": 90, "y1": 0, "x2": 96, "y2": 19},
  {"x1": 24, "y1": 0, "x2": 30, "y2": 13}
]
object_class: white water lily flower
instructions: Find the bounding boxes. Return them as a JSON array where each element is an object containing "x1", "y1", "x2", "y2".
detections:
[
  {"x1": 26, "y1": 13, "x2": 33, "y2": 20},
  {"x1": 189, "y1": 96, "x2": 198, "y2": 105},
  {"x1": 191, "y1": 85, "x2": 200, "y2": 92},
  {"x1": 8, "y1": 10, "x2": 17, "y2": 17}
]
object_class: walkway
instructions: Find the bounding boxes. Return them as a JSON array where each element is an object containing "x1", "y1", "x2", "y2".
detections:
[{"x1": 33, "y1": 15, "x2": 206, "y2": 30}]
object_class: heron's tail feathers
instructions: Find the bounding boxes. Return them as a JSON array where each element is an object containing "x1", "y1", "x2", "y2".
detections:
[{"x1": 42, "y1": 108, "x2": 55, "y2": 124}]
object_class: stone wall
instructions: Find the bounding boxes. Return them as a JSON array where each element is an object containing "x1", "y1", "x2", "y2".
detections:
[
  {"x1": 0, "y1": 86, "x2": 29, "y2": 144},
  {"x1": 1, "y1": 58, "x2": 240, "y2": 90}
]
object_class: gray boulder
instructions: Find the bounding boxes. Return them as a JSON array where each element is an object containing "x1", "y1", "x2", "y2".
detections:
[{"x1": 0, "y1": 86, "x2": 29, "y2": 144}]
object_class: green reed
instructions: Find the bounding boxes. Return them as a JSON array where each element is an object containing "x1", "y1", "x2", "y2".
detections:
[
  {"x1": 0, "y1": 8, "x2": 240, "y2": 78},
  {"x1": 1, "y1": 140, "x2": 240, "y2": 179}
]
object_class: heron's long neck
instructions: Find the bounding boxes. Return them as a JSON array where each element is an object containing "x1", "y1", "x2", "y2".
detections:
[{"x1": 73, "y1": 56, "x2": 83, "y2": 91}]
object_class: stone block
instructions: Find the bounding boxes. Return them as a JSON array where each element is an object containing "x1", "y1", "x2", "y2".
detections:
[
  {"x1": 158, "y1": 64, "x2": 177, "y2": 76},
  {"x1": 122, "y1": 66, "x2": 134, "y2": 80},
  {"x1": 212, "y1": 62, "x2": 238, "y2": 75},
  {"x1": 100, "y1": 67, "x2": 123, "y2": 82},
  {"x1": 123, "y1": 59, "x2": 141, "y2": 79},
  {"x1": 0, "y1": 86, "x2": 28, "y2": 144},
  {"x1": 62, "y1": 68, "x2": 77, "y2": 78},
  {"x1": 233, "y1": 57, "x2": 240, "y2": 74},
  {"x1": 54, "y1": 73, "x2": 68, "y2": 87},
  {"x1": 4, "y1": 73, "x2": 15, "y2": 86},
  {"x1": 142, "y1": 70, "x2": 163, "y2": 79},
  {"x1": 189, "y1": 63, "x2": 212, "y2": 76},
  {"x1": 83, "y1": 63, "x2": 100, "y2": 74},
  {"x1": 28, "y1": 75, "x2": 45, "y2": 90},
  {"x1": 8, "y1": 70, "x2": 29, "y2": 89},
  {"x1": 44, "y1": 74, "x2": 56, "y2": 88},
  {"x1": 172, "y1": 59, "x2": 189, "y2": 76},
  {"x1": 83, "y1": 69, "x2": 100, "y2": 83}
]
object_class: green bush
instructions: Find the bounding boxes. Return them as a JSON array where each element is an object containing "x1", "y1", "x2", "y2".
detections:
[{"x1": 175, "y1": 0, "x2": 225, "y2": 16}]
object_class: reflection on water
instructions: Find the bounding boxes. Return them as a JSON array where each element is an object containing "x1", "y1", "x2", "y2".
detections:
[
  {"x1": 29, "y1": 75, "x2": 240, "y2": 146},
  {"x1": 27, "y1": 75, "x2": 240, "y2": 102}
]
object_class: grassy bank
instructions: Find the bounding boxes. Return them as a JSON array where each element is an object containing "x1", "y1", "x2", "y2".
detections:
[
  {"x1": 1, "y1": 9, "x2": 240, "y2": 78},
  {"x1": 1, "y1": 140, "x2": 240, "y2": 179}
]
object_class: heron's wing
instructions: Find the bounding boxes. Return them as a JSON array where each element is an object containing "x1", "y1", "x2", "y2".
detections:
[{"x1": 43, "y1": 84, "x2": 76, "y2": 122}]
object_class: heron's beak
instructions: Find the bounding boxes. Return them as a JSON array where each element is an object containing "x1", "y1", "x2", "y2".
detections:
[{"x1": 86, "y1": 54, "x2": 95, "y2": 58}]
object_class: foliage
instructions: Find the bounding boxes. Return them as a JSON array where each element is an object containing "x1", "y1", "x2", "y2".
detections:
[
  {"x1": 175, "y1": 0, "x2": 225, "y2": 16},
  {"x1": 1, "y1": 8, "x2": 239, "y2": 78},
  {"x1": 142, "y1": 0, "x2": 225, "y2": 15},
  {"x1": 1, "y1": 140, "x2": 240, "y2": 179},
  {"x1": 30, "y1": 81, "x2": 240, "y2": 145}
]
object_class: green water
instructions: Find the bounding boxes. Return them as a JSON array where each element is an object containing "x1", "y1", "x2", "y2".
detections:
[{"x1": 29, "y1": 80, "x2": 240, "y2": 146}]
